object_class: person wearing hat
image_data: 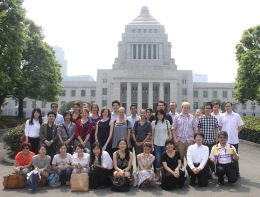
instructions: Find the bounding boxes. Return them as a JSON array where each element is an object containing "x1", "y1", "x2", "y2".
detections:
[{"x1": 209, "y1": 131, "x2": 239, "y2": 185}]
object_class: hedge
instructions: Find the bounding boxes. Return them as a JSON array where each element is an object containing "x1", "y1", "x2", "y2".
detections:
[{"x1": 239, "y1": 117, "x2": 260, "y2": 144}]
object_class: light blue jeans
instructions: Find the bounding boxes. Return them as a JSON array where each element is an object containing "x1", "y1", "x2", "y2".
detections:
[{"x1": 154, "y1": 145, "x2": 166, "y2": 169}]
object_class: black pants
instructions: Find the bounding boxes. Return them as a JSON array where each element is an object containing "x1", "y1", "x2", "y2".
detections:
[
  {"x1": 216, "y1": 163, "x2": 238, "y2": 183},
  {"x1": 28, "y1": 137, "x2": 40, "y2": 154},
  {"x1": 204, "y1": 143, "x2": 216, "y2": 175},
  {"x1": 88, "y1": 167, "x2": 112, "y2": 188},
  {"x1": 231, "y1": 143, "x2": 239, "y2": 175},
  {"x1": 161, "y1": 170, "x2": 186, "y2": 190},
  {"x1": 187, "y1": 163, "x2": 209, "y2": 187}
]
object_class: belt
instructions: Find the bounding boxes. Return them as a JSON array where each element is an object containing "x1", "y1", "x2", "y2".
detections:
[{"x1": 28, "y1": 136, "x2": 40, "y2": 138}]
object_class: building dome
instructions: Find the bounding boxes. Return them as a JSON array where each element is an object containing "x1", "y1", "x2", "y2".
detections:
[{"x1": 129, "y1": 6, "x2": 160, "y2": 25}]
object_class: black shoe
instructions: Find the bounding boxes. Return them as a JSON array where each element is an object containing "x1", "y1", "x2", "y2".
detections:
[
  {"x1": 190, "y1": 181, "x2": 195, "y2": 186},
  {"x1": 218, "y1": 181, "x2": 224, "y2": 186}
]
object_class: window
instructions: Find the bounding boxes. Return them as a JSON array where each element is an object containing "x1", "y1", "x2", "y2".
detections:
[
  {"x1": 223, "y1": 91, "x2": 227, "y2": 98},
  {"x1": 182, "y1": 79, "x2": 187, "y2": 84},
  {"x1": 102, "y1": 100, "x2": 107, "y2": 107},
  {"x1": 138, "y1": 29, "x2": 141, "y2": 33},
  {"x1": 213, "y1": 91, "x2": 218, "y2": 98},
  {"x1": 182, "y1": 88, "x2": 187, "y2": 96},
  {"x1": 149, "y1": 29, "x2": 152, "y2": 33},
  {"x1": 242, "y1": 104, "x2": 247, "y2": 110},
  {"x1": 154, "y1": 29, "x2": 158, "y2": 33},
  {"x1": 81, "y1": 90, "x2": 86, "y2": 97},
  {"x1": 153, "y1": 87, "x2": 158, "y2": 94},
  {"x1": 103, "y1": 78, "x2": 107, "y2": 83},
  {"x1": 143, "y1": 29, "x2": 146, "y2": 33},
  {"x1": 142, "y1": 87, "x2": 148, "y2": 94},
  {"x1": 203, "y1": 90, "x2": 208, "y2": 98},
  {"x1": 31, "y1": 100, "x2": 36, "y2": 108},
  {"x1": 91, "y1": 90, "x2": 95, "y2": 97},
  {"x1": 102, "y1": 88, "x2": 107, "y2": 95},
  {"x1": 61, "y1": 90, "x2": 66, "y2": 96},
  {"x1": 193, "y1": 91, "x2": 198, "y2": 98},
  {"x1": 71, "y1": 90, "x2": 76, "y2": 97},
  {"x1": 41, "y1": 102, "x2": 46, "y2": 108},
  {"x1": 23, "y1": 101, "x2": 27, "y2": 108},
  {"x1": 164, "y1": 87, "x2": 168, "y2": 95},
  {"x1": 122, "y1": 87, "x2": 127, "y2": 94},
  {"x1": 132, "y1": 87, "x2": 137, "y2": 94},
  {"x1": 193, "y1": 102, "x2": 198, "y2": 109}
]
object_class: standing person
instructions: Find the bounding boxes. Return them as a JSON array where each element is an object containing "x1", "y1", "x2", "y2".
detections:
[
  {"x1": 89, "y1": 142, "x2": 113, "y2": 189},
  {"x1": 195, "y1": 109, "x2": 203, "y2": 124},
  {"x1": 95, "y1": 106, "x2": 113, "y2": 157},
  {"x1": 149, "y1": 101, "x2": 173, "y2": 125},
  {"x1": 151, "y1": 109, "x2": 172, "y2": 181},
  {"x1": 90, "y1": 103, "x2": 100, "y2": 146},
  {"x1": 132, "y1": 109, "x2": 152, "y2": 155},
  {"x1": 187, "y1": 132, "x2": 209, "y2": 187},
  {"x1": 82, "y1": 102, "x2": 89, "y2": 110},
  {"x1": 145, "y1": 108, "x2": 153, "y2": 121},
  {"x1": 32, "y1": 144, "x2": 51, "y2": 178},
  {"x1": 113, "y1": 139, "x2": 133, "y2": 179},
  {"x1": 219, "y1": 101, "x2": 244, "y2": 176},
  {"x1": 111, "y1": 107, "x2": 132, "y2": 152},
  {"x1": 127, "y1": 104, "x2": 140, "y2": 150},
  {"x1": 71, "y1": 101, "x2": 81, "y2": 123},
  {"x1": 75, "y1": 108, "x2": 93, "y2": 153},
  {"x1": 25, "y1": 108, "x2": 43, "y2": 154},
  {"x1": 209, "y1": 131, "x2": 239, "y2": 185},
  {"x1": 172, "y1": 102, "x2": 198, "y2": 165},
  {"x1": 13, "y1": 142, "x2": 35, "y2": 175},
  {"x1": 169, "y1": 102, "x2": 178, "y2": 123},
  {"x1": 198, "y1": 102, "x2": 219, "y2": 178},
  {"x1": 136, "y1": 142, "x2": 155, "y2": 188},
  {"x1": 40, "y1": 111, "x2": 58, "y2": 160},
  {"x1": 44, "y1": 102, "x2": 64, "y2": 124},
  {"x1": 161, "y1": 139, "x2": 185, "y2": 190},
  {"x1": 72, "y1": 144, "x2": 90, "y2": 173},
  {"x1": 52, "y1": 144, "x2": 73, "y2": 185},
  {"x1": 57, "y1": 111, "x2": 75, "y2": 154},
  {"x1": 211, "y1": 102, "x2": 222, "y2": 123},
  {"x1": 111, "y1": 100, "x2": 121, "y2": 121}
]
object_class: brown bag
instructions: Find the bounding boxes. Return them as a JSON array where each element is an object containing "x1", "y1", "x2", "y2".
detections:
[
  {"x1": 3, "y1": 173, "x2": 26, "y2": 189},
  {"x1": 70, "y1": 173, "x2": 89, "y2": 192}
]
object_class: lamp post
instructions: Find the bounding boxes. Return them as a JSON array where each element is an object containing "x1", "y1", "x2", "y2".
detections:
[{"x1": 251, "y1": 102, "x2": 256, "y2": 116}]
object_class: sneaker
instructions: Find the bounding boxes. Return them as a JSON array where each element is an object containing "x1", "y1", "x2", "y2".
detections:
[{"x1": 212, "y1": 173, "x2": 218, "y2": 179}]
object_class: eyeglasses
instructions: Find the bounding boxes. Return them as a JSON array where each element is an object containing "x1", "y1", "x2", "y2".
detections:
[
  {"x1": 51, "y1": 106, "x2": 58, "y2": 108},
  {"x1": 219, "y1": 137, "x2": 227, "y2": 139},
  {"x1": 23, "y1": 147, "x2": 29, "y2": 150}
]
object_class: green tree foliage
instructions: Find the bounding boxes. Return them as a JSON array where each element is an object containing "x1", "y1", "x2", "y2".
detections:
[
  {"x1": 13, "y1": 19, "x2": 62, "y2": 117},
  {"x1": 59, "y1": 101, "x2": 87, "y2": 115},
  {"x1": 235, "y1": 25, "x2": 260, "y2": 104},
  {"x1": 0, "y1": 0, "x2": 27, "y2": 109}
]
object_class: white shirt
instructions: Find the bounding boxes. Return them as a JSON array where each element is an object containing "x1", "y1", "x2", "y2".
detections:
[
  {"x1": 152, "y1": 120, "x2": 170, "y2": 146},
  {"x1": 219, "y1": 111, "x2": 244, "y2": 144},
  {"x1": 169, "y1": 111, "x2": 178, "y2": 123},
  {"x1": 44, "y1": 113, "x2": 64, "y2": 124},
  {"x1": 211, "y1": 112, "x2": 222, "y2": 123},
  {"x1": 209, "y1": 143, "x2": 238, "y2": 164},
  {"x1": 127, "y1": 114, "x2": 140, "y2": 131},
  {"x1": 101, "y1": 151, "x2": 113, "y2": 169},
  {"x1": 24, "y1": 119, "x2": 41, "y2": 138},
  {"x1": 187, "y1": 143, "x2": 209, "y2": 170}
]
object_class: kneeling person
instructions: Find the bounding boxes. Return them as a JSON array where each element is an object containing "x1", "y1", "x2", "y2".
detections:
[{"x1": 209, "y1": 131, "x2": 239, "y2": 185}]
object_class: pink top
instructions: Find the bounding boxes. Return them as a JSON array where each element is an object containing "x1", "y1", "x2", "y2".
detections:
[{"x1": 15, "y1": 151, "x2": 35, "y2": 166}]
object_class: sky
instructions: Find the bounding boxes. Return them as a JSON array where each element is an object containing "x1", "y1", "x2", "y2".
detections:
[{"x1": 22, "y1": 0, "x2": 260, "y2": 83}]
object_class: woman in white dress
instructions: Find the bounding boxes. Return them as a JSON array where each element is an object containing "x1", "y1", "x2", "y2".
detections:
[{"x1": 136, "y1": 142, "x2": 155, "y2": 188}]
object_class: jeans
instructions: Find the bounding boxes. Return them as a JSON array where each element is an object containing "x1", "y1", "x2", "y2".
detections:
[
  {"x1": 154, "y1": 145, "x2": 166, "y2": 169},
  {"x1": 56, "y1": 167, "x2": 72, "y2": 183}
]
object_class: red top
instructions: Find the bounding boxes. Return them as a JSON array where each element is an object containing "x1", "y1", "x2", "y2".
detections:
[
  {"x1": 75, "y1": 119, "x2": 93, "y2": 139},
  {"x1": 15, "y1": 151, "x2": 35, "y2": 166}
]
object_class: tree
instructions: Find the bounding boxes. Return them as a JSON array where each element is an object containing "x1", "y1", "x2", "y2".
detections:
[
  {"x1": 235, "y1": 25, "x2": 260, "y2": 104},
  {"x1": 59, "y1": 101, "x2": 87, "y2": 115},
  {"x1": 13, "y1": 19, "x2": 63, "y2": 117},
  {"x1": 0, "y1": 0, "x2": 27, "y2": 111}
]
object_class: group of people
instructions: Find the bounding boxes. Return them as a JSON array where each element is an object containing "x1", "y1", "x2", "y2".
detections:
[{"x1": 13, "y1": 99, "x2": 244, "y2": 191}]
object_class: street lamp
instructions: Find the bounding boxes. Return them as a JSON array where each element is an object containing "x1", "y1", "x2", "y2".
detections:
[{"x1": 251, "y1": 102, "x2": 256, "y2": 116}]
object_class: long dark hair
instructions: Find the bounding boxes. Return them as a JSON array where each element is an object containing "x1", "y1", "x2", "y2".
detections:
[
  {"x1": 89, "y1": 142, "x2": 102, "y2": 166},
  {"x1": 29, "y1": 108, "x2": 43, "y2": 125},
  {"x1": 155, "y1": 109, "x2": 165, "y2": 125},
  {"x1": 117, "y1": 138, "x2": 130, "y2": 160}
]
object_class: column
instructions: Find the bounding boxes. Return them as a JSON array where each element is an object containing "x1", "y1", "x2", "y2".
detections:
[
  {"x1": 148, "y1": 82, "x2": 153, "y2": 108},
  {"x1": 126, "y1": 82, "x2": 131, "y2": 115},
  {"x1": 159, "y1": 82, "x2": 164, "y2": 101},
  {"x1": 137, "y1": 82, "x2": 142, "y2": 109}
]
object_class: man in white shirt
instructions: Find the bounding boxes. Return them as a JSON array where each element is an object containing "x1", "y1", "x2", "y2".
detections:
[
  {"x1": 219, "y1": 101, "x2": 244, "y2": 176},
  {"x1": 211, "y1": 101, "x2": 222, "y2": 123},
  {"x1": 209, "y1": 131, "x2": 239, "y2": 185},
  {"x1": 187, "y1": 132, "x2": 209, "y2": 187},
  {"x1": 111, "y1": 100, "x2": 121, "y2": 121},
  {"x1": 44, "y1": 102, "x2": 64, "y2": 124},
  {"x1": 127, "y1": 104, "x2": 140, "y2": 130}
]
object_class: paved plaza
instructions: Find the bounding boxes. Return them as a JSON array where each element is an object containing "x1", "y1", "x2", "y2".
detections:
[{"x1": 0, "y1": 137, "x2": 260, "y2": 197}]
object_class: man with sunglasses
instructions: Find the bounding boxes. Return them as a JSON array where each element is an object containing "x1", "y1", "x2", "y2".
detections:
[
  {"x1": 44, "y1": 102, "x2": 64, "y2": 124},
  {"x1": 209, "y1": 131, "x2": 239, "y2": 185}
]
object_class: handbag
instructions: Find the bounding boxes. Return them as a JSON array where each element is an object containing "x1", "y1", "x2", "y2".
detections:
[
  {"x1": 48, "y1": 173, "x2": 61, "y2": 187},
  {"x1": 3, "y1": 173, "x2": 26, "y2": 189},
  {"x1": 70, "y1": 173, "x2": 89, "y2": 192},
  {"x1": 110, "y1": 176, "x2": 130, "y2": 192}
]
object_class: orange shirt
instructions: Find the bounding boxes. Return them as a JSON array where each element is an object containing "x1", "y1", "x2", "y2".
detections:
[{"x1": 15, "y1": 151, "x2": 35, "y2": 166}]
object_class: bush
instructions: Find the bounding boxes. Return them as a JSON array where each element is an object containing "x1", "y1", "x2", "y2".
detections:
[
  {"x1": 0, "y1": 116, "x2": 27, "y2": 129},
  {"x1": 239, "y1": 117, "x2": 260, "y2": 144},
  {"x1": 3, "y1": 124, "x2": 25, "y2": 159}
]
